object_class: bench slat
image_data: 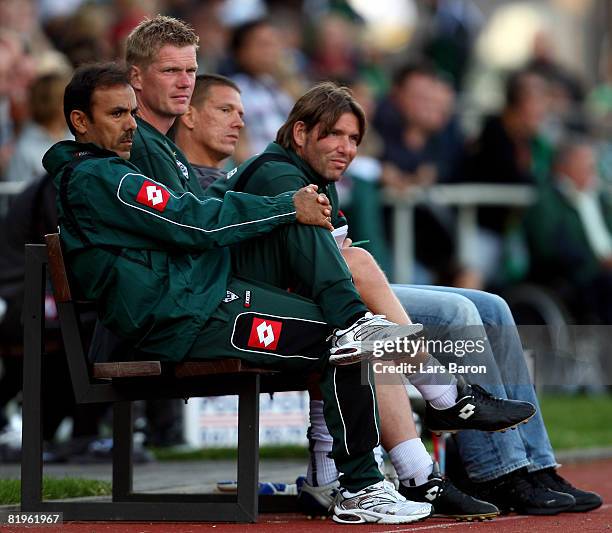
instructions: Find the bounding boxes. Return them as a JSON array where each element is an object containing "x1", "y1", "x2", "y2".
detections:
[
  {"x1": 92, "y1": 361, "x2": 162, "y2": 378},
  {"x1": 174, "y1": 359, "x2": 274, "y2": 378}
]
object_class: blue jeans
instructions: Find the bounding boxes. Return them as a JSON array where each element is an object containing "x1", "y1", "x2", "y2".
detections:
[{"x1": 391, "y1": 285, "x2": 558, "y2": 482}]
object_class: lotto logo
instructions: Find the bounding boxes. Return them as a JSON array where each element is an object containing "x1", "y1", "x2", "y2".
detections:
[
  {"x1": 459, "y1": 403, "x2": 476, "y2": 420},
  {"x1": 425, "y1": 486, "x2": 441, "y2": 501},
  {"x1": 247, "y1": 317, "x2": 282, "y2": 350},
  {"x1": 136, "y1": 181, "x2": 170, "y2": 211}
]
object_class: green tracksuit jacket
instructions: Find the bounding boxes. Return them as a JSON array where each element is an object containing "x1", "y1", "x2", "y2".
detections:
[
  {"x1": 131, "y1": 116, "x2": 204, "y2": 196},
  {"x1": 207, "y1": 142, "x2": 346, "y2": 227},
  {"x1": 42, "y1": 141, "x2": 297, "y2": 361},
  {"x1": 206, "y1": 143, "x2": 358, "y2": 305}
]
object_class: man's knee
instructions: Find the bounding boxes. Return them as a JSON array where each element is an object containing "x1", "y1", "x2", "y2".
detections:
[
  {"x1": 463, "y1": 289, "x2": 513, "y2": 326},
  {"x1": 441, "y1": 293, "x2": 482, "y2": 326},
  {"x1": 343, "y1": 247, "x2": 386, "y2": 286}
]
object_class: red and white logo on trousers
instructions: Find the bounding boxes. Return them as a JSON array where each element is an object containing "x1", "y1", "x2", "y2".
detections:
[
  {"x1": 136, "y1": 180, "x2": 170, "y2": 212},
  {"x1": 247, "y1": 317, "x2": 282, "y2": 350}
]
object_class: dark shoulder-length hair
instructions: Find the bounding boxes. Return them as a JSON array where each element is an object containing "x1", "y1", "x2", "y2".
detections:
[{"x1": 276, "y1": 82, "x2": 366, "y2": 150}]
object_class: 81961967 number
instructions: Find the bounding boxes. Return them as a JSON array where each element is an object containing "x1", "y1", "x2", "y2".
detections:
[{"x1": 1, "y1": 512, "x2": 62, "y2": 525}]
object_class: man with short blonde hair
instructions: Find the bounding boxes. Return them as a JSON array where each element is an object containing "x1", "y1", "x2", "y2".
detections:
[{"x1": 125, "y1": 15, "x2": 199, "y2": 69}]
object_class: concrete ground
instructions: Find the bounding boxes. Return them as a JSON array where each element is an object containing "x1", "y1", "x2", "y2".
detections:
[{"x1": 0, "y1": 458, "x2": 305, "y2": 495}]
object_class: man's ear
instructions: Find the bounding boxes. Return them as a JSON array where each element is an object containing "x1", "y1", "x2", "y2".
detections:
[
  {"x1": 180, "y1": 105, "x2": 197, "y2": 130},
  {"x1": 293, "y1": 121, "x2": 306, "y2": 148},
  {"x1": 70, "y1": 110, "x2": 89, "y2": 136},
  {"x1": 129, "y1": 65, "x2": 142, "y2": 91}
]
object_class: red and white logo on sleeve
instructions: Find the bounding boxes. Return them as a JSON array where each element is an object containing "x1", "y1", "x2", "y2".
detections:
[
  {"x1": 136, "y1": 181, "x2": 170, "y2": 212},
  {"x1": 247, "y1": 317, "x2": 282, "y2": 351}
]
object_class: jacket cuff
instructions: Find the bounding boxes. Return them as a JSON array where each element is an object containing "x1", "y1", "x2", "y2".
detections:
[{"x1": 276, "y1": 191, "x2": 298, "y2": 222}]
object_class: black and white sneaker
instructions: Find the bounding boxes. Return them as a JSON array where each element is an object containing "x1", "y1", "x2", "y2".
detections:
[
  {"x1": 399, "y1": 463, "x2": 499, "y2": 521},
  {"x1": 329, "y1": 312, "x2": 424, "y2": 366},
  {"x1": 530, "y1": 467, "x2": 602, "y2": 512},
  {"x1": 333, "y1": 480, "x2": 432, "y2": 524},
  {"x1": 425, "y1": 377, "x2": 536, "y2": 434},
  {"x1": 472, "y1": 468, "x2": 575, "y2": 515}
]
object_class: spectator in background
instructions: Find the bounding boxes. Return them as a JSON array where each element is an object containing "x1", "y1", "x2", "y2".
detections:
[
  {"x1": 587, "y1": 55, "x2": 612, "y2": 132},
  {"x1": 227, "y1": 18, "x2": 294, "y2": 162},
  {"x1": 6, "y1": 72, "x2": 72, "y2": 183},
  {"x1": 460, "y1": 69, "x2": 554, "y2": 284},
  {"x1": 188, "y1": 0, "x2": 231, "y2": 74},
  {"x1": 526, "y1": 31, "x2": 586, "y2": 135},
  {"x1": 409, "y1": 0, "x2": 484, "y2": 91},
  {"x1": 373, "y1": 62, "x2": 474, "y2": 287},
  {"x1": 463, "y1": 69, "x2": 553, "y2": 191},
  {"x1": 525, "y1": 137, "x2": 612, "y2": 324},
  {"x1": 0, "y1": 0, "x2": 54, "y2": 59},
  {"x1": 0, "y1": 33, "x2": 16, "y2": 179},
  {"x1": 374, "y1": 63, "x2": 464, "y2": 189},
  {"x1": 308, "y1": 13, "x2": 360, "y2": 83}
]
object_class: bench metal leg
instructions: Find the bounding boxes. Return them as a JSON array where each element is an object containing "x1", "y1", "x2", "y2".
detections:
[
  {"x1": 236, "y1": 374, "x2": 260, "y2": 522},
  {"x1": 21, "y1": 245, "x2": 47, "y2": 510},
  {"x1": 113, "y1": 401, "x2": 134, "y2": 500}
]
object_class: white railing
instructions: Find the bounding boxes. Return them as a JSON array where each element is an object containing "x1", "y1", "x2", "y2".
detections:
[{"x1": 381, "y1": 183, "x2": 537, "y2": 283}]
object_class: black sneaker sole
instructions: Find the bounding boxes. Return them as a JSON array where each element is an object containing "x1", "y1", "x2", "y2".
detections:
[
  {"x1": 494, "y1": 500, "x2": 575, "y2": 515},
  {"x1": 433, "y1": 511, "x2": 499, "y2": 521},
  {"x1": 519, "y1": 504, "x2": 575, "y2": 515},
  {"x1": 429, "y1": 411, "x2": 536, "y2": 436},
  {"x1": 567, "y1": 500, "x2": 603, "y2": 512}
]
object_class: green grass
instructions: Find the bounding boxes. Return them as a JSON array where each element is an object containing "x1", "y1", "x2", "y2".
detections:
[
  {"x1": 539, "y1": 393, "x2": 612, "y2": 450},
  {"x1": 0, "y1": 478, "x2": 111, "y2": 505}
]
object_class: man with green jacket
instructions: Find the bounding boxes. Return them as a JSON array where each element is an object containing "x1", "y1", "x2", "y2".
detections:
[{"x1": 45, "y1": 62, "x2": 437, "y2": 525}]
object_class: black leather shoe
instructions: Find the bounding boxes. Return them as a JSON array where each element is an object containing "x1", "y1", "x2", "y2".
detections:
[
  {"x1": 530, "y1": 468, "x2": 602, "y2": 512},
  {"x1": 399, "y1": 463, "x2": 499, "y2": 521},
  {"x1": 472, "y1": 468, "x2": 575, "y2": 515},
  {"x1": 425, "y1": 377, "x2": 536, "y2": 434}
]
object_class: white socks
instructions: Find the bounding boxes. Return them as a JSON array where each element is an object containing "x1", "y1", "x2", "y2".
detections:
[
  {"x1": 428, "y1": 384, "x2": 459, "y2": 409},
  {"x1": 307, "y1": 402, "x2": 437, "y2": 489},
  {"x1": 306, "y1": 400, "x2": 338, "y2": 486},
  {"x1": 389, "y1": 438, "x2": 433, "y2": 487},
  {"x1": 408, "y1": 354, "x2": 458, "y2": 408}
]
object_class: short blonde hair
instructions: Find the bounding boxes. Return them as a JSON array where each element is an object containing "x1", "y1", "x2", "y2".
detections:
[{"x1": 125, "y1": 15, "x2": 199, "y2": 68}]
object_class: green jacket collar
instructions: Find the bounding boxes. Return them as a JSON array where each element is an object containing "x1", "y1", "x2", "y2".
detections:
[{"x1": 43, "y1": 140, "x2": 120, "y2": 176}]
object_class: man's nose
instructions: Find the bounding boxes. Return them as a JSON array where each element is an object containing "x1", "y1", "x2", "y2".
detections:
[
  {"x1": 177, "y1": 70, "x2": 193, "y2": 87},
  {"x1": 337, "y1": 137, "x2": 350, "y2": 153},
  {"x1": 126, "y1": 113, "x2": 137, "y2": 130}
]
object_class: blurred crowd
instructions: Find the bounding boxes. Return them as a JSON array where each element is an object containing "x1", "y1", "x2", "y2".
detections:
[{"x1": 1, "y1": 0, "x2": 612, "y2": 456}]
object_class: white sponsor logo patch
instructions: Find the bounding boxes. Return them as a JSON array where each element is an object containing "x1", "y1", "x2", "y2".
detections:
[
  {"x1": 425, "y1": 486, "x2": 440, "y2": 501},
  {"x1": 223, "y1": 290, "x2": 240, "y2": 303},
  {"x1": 177, "y1": 160, "x2": 189, "y2": 179},
  {"x1": 226, "y1": 167, "x2": 238, "y2": 179},
  {"x1": 257, "y1": 321, "x2": 275, "y2": 347},
  {"x1": 146, "y1": 185, "x2": 163, "y2": 206},
  {"x1": 459, "y1": 403, "x2": 476, "y2": 420}
]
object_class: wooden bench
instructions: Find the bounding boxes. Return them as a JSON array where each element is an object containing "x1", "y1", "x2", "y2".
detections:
[{"x1": 21, "y1": 234, "x2": 309, "y2": 522}]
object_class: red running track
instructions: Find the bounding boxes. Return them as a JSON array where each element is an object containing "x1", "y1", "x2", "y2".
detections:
[{"x1": 3, "y1": 458, "x2": 611, "y2": 533}]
